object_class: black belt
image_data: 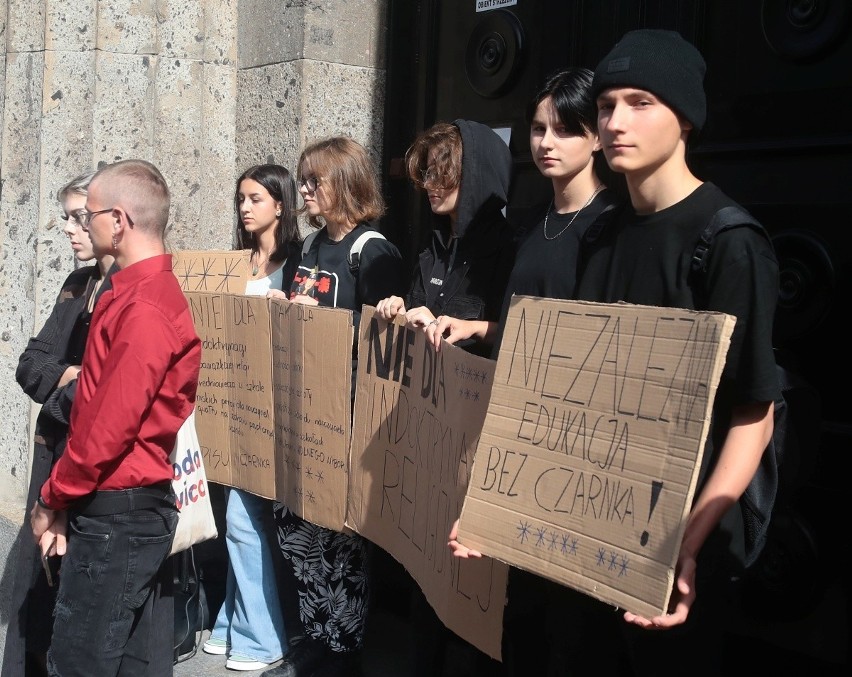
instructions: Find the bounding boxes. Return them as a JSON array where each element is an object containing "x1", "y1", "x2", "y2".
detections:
[{"x1": 74, "y1": 483, "x2": 175, "y2": 516}]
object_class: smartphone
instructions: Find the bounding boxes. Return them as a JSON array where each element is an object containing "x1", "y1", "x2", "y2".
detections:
[
  {"x1": 41, "y1": 551, "x2": 54, "y2": 587},
  {"x1": 41, "y1": 535, "x2": 57, "y2": 587}
]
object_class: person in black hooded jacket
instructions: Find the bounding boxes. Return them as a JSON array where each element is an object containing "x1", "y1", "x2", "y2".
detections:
[
  {"x1": 375, "y1": 119, "x2": 514, "y2": 676},
  {"x1": 375, "y1": 118, "x2": 515, "y2": 358}
]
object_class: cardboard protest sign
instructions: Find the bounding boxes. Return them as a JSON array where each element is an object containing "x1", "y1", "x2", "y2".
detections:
[
  {"x1": 172, "y1": 249, "x2": 251, "y2": 294},
  {"x1": 178, "y1": 249, "x2": 354, "y2": 531},
  {"x1": 270, "y1": 298, "x2": 353, "y2": 531},
  {"x1": 185, "y1": 292, "x2": 276, "y2": 498},
  {"x1": 349, "y1": 308, "x2": 509, "y2": 660},
  {"x1": 457, "y1": 296, "x2": 735, "y2": 618}
]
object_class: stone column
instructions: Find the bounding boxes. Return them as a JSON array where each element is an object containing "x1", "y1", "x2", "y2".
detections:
[
  {"x1": 235, "y1": 0, "x2": 387, "y2": 182},
  {"x1": 0, "y1": 0, "x2": 239, "y2": 508}
]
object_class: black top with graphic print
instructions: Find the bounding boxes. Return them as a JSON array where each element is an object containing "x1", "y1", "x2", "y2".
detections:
[{"x1": 291, "y1": 222, "x2": 407, "y2": 326}]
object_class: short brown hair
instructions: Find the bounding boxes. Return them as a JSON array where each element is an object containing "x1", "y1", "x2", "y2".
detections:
[
  {"x1": 405, "y1": 122, "x2": 462, "y2": 192},
  {"x1": 298, "y1": 137, "x2": 385, "y2": 229},
  {"x1": 57, "y1": 170, "x2": 96, "y2": 204},
  {"x1": 92, "y1": 159, "x2": 171, "y2": 234}
]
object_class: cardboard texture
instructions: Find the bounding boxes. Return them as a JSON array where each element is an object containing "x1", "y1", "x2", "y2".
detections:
[
  {"x1": 349, "y1": 308, "x2": 509, "y2": 661},
  {"x1": 457, "y1": 296, "x2": 735, "y2": 618},
  {"x1": 270, "y1": 298, "x2": 353, "y2": 532},
  {"x1": 180, "y1": 255, "x2": 353, "y2": 531},
  {"x1": 172, "y1": 249, "x2": 251, "y2": 294},
  {"x1": 187, "y1": 292, "x2": 276, "y2": 498}
]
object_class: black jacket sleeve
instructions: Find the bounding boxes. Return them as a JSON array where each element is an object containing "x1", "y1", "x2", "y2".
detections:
[{"x1": 16, "y1": 271, "x2": 90, "y2": 404}]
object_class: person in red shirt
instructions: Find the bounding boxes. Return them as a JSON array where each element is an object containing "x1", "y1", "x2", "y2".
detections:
[{"x1": 30, "y1": 159, "x2": 201, "y2": 676}]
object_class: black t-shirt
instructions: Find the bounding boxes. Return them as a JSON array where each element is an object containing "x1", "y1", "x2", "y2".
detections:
[
  {"x1": 290, "y1": 224, "x2": 407, "y2": 328},
  {"x1": 576, "y1": 182, "x2": 781, "y2": 568},
  {"x1": 577, "y1": 182, "x2": 779, "y2": 405},
  {"x1": 505, "y1": 190, "x2": 619, "y2": 303},
  {"x1": 491, "y1": 190, "x2": 621, "y2": 357}
]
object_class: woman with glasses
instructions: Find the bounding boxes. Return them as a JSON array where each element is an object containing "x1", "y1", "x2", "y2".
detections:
[
  {"x1": 3, "y1": 171, "x2": 115, "y2": 677},
  {"x1": 375, "y1": 119, "x2": 515, "y2": 357},
  {"x1": 264, "y1": 136, "x2": 406, "y2": 677},
  {"x1": 203, "y1": 164, "x2": 302, "y2": 672}
]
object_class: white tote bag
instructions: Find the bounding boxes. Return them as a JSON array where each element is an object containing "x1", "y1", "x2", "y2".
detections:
[{"x1": 170, "y1": 410, "x2": 218, "y2": 555}]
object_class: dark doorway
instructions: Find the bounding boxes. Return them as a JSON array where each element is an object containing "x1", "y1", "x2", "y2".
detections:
[{"x1": 381, "y1": 1, "x2": 850, "y2": 671}]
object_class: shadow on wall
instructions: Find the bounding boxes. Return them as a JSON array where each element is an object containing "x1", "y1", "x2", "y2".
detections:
[{"x1": 0, "y1": 508, "x2": 28, "y2": 661}]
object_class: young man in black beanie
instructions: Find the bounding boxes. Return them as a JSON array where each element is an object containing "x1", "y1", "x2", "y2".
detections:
[{"x1": 573, "y1": 28, "x2": 781, "y2": 676}]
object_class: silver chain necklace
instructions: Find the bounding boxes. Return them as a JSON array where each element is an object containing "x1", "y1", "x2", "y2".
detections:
[{"x1": 543, "y1": 185, "x2": 604, "y2": 240}]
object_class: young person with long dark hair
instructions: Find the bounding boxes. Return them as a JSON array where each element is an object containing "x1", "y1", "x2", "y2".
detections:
[{"x1": 204, "y1": 164, "x2": 302, "y2": 672}]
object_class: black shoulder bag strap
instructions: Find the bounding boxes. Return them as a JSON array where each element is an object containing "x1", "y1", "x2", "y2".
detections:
[{"x1": 689, "y1": 205, "x2": 769, "y2": 306}]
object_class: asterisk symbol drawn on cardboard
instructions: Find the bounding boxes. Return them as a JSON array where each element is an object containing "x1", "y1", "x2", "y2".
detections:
[{"x1": 516, "y1": 520, "x2": 531, "y2": 544}]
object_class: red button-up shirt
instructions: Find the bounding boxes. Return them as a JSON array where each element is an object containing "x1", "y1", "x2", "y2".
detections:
[{"x1": 41, "y1": 254, "x2": 201, "y2": 510}]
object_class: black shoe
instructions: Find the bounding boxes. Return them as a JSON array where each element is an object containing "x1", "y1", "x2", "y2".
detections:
[{"x1": 261, "y1": 638, "x2": 329, "y2": 677}]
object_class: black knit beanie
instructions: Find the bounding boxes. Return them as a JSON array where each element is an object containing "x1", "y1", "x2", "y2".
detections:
[{"x1": 592, "y1": 29, "x2": 707, "y2": 132}]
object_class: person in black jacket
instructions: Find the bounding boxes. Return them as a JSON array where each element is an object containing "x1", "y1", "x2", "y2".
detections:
[
  {"x1": 376, "y1": 120, "x2": 515, "y2": 676},
  {"x1": 3, "y1": 171, "x2": 114, "y2": 677},
  {"x1": 376, "y1": 119, "x2": 515, "y2": 358}
]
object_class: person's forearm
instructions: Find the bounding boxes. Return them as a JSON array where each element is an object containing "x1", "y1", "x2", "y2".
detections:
[
  {"x1": 680, "y1": 400, "x2": 773, "y2": 558},
  {"x1": 479, "y1": 320, "x2": 498, "y2": 344}
]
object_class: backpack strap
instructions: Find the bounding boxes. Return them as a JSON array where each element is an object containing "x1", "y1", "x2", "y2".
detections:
[
  {"x1": 348, "y1": 230, "x2": 386, "y2": 276},
  {"x1": 301, "y1": 229, "x2": 321, "y2": 258},
  {"x1": 690, "y1": 205, "x2": 765, "y2": 275},
  {"x1": 688, "y1": 205, "x2": 771, "y2": 309},
  {"x1": 300, "y1": 227, "x2": 386, "y2": 276},
  {"x1": 578, "y1": 201, "x2": 624, "y2": 276},
  {"x1": 581, "y1": 201, "x2": 622, "y2": 246}
]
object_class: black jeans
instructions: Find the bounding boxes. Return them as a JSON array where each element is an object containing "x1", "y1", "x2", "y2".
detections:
[{"x1": 47, "y1": 487, "x2": 178, "y2": 677}]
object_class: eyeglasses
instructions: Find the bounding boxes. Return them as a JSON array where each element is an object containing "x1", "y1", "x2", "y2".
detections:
[
  {"x1": 298, "y1": 176, "x2": 320, "y2": 193},
  {"x1": 60, "y1": 210, "x2": 86, "y2": 225},
  {"x1": 79, "y1": 207, "x2": 115, "y2": 229}
]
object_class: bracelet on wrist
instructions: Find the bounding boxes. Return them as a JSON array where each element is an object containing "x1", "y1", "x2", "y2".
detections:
[{"x1": 37, "y1": 495, "x2": 53, "y2": 510}]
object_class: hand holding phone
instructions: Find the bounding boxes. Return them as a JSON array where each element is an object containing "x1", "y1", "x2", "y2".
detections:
[
  {"x1": 41, "y1": 551, "x2": 54, "y2": 587},
  {"x1": 41, "y1": 535, "x2": 56, "y2": 587}
]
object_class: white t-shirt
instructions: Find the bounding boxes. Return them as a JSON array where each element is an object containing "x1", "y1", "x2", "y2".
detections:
[{"x1": 244, "y1": 262, "x2": 284, "y2": 296}]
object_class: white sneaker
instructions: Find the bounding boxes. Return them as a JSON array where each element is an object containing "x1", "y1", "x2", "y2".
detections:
[
  {"x1": 226, "y1": 654, "x2": 272, "y2": 671},
  {"x1": 202, "y1": 637, "x2": 230, "y2": 655}
]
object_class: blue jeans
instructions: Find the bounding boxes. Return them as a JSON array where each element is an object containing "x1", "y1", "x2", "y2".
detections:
[
  {"x1": 47, "y1": 491, "x2": 177, "y2": 677},
  {"x1": 210, "y1": 488, "x2": 286, "y2": 662}
]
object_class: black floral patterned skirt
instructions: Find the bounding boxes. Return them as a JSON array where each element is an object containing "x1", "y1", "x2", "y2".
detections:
[{"x1": 272, "y1": 503, "x2": 370, "y2": 652}]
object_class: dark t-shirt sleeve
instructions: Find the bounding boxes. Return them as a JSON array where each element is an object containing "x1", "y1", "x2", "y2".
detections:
[
  {"x1": 278, "y1": 240, "x2": 304, "y2": 292},
  {"x1": 357, "y1": 237, "x2": 408, "y2": 306},
  {"x1": 704, "y1": 226, "x2": 780, "y2": 404}
]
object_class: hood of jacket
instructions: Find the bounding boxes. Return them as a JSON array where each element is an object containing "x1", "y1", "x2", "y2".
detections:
[{"x1": 451, "y1": 119, "x2": 512, "y2": 239}]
